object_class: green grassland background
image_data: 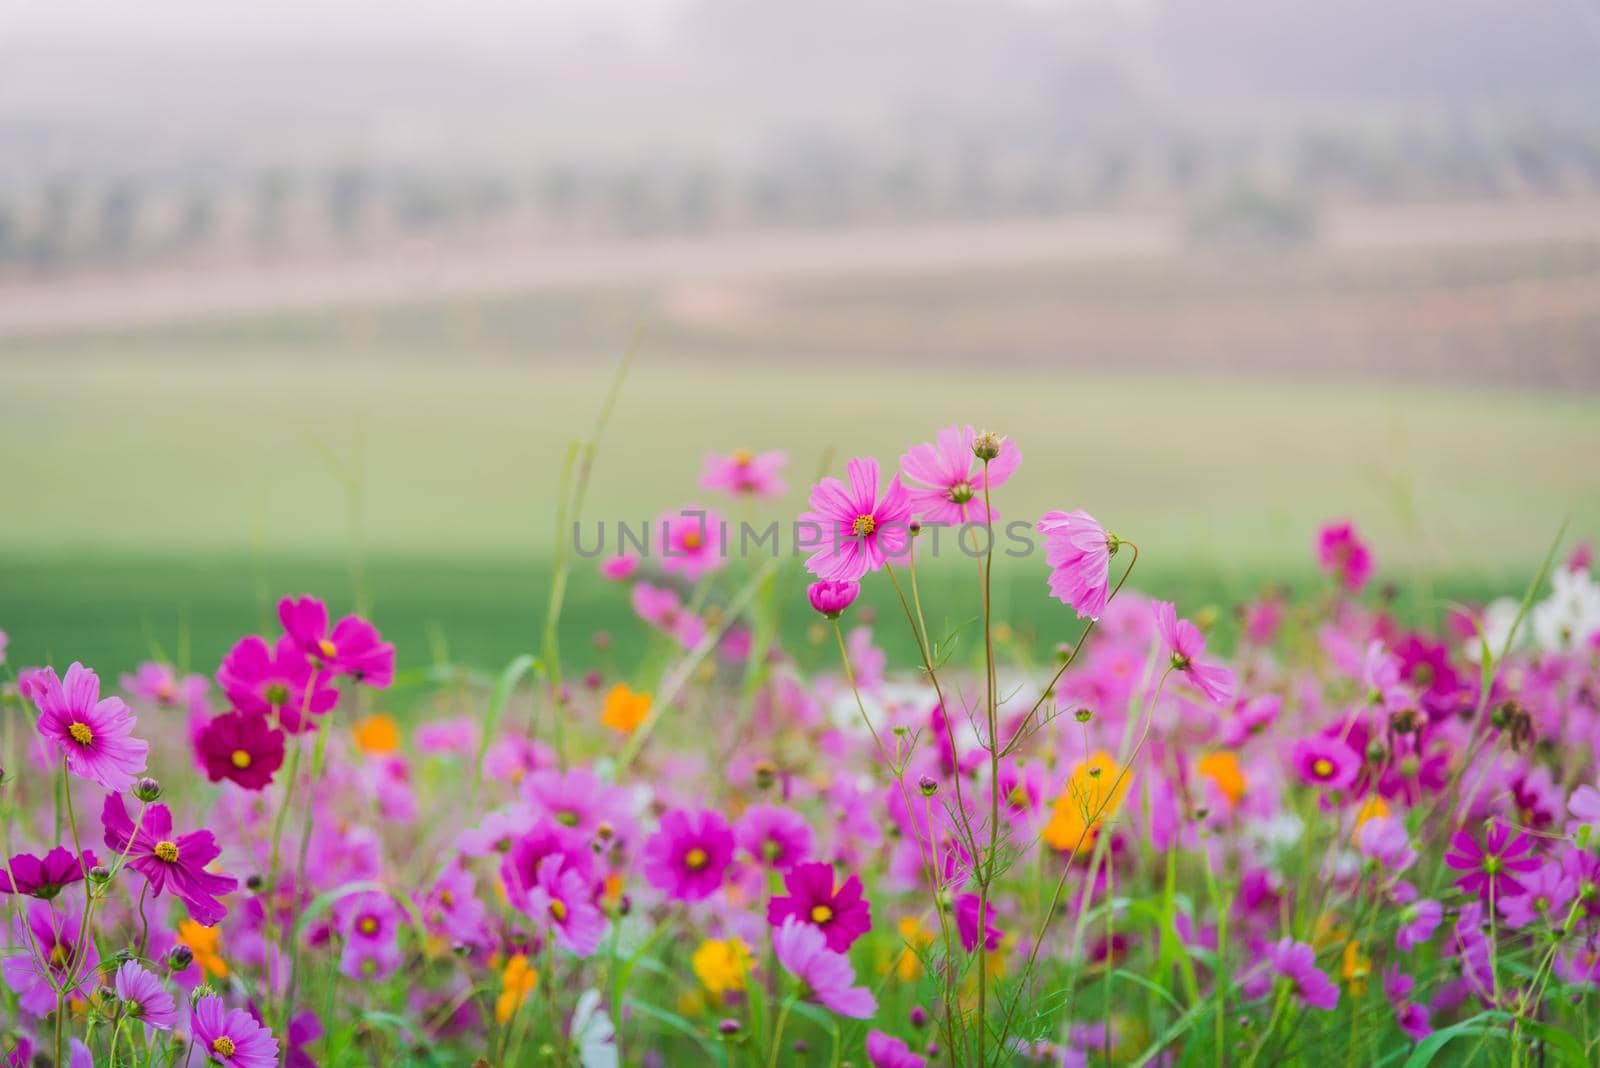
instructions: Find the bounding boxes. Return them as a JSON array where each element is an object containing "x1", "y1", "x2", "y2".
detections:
[{"x1": 3, "y1": 250, "x2": 1598, "y2": 694}]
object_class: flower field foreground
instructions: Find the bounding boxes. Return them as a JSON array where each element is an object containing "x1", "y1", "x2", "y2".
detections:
[{"x1": 4, "y1": 429, "x2": 1600, "y2": 1067}]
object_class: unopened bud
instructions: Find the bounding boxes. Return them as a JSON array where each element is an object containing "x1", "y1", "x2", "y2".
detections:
[
  {"x1": 753, "y1": 761, "x2": 777, "y2": 790},
  {"x1": 132, "y1": 777, "x2": 162, "y2": 802},
  {"x1": 972, "y1": 432, "x2": 1003, "y2": 461},
  {"x1": 718, "y1": 1018, "x2": 741, "y2": 1036},
  {"x1": 909, "y1": 1005, "x2": 928, "y2": 1028},
  {"x1": 167, "y1": 945, "x2": 194, "y2": 971},
  {"x1": 1074, "y1": 708, "x2": 1093, "y2": 724},
  {"x1": 918, "y1": 775, "x2": 938, "y2": 797},
  {"x1": 88, "y1": 865, "x2": 112, "y2": 884}
]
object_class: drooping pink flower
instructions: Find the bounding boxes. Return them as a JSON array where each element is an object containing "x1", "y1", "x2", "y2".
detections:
[
  {"x1": 115, "y1": 960, "x2": 178, "y2": 1030},
  {"x1": 101, "y1": 793, "x2": 238, "y2": 926},
  {"x1": 279, "y1": 595, "x2": 395, "y2": 687},
  {"x1": 798, "y1": 457, "x2": 913, "y2": 582},
  {"x1": 526, "y1": 856, "x2": 608, "y2": 957},
  {"x1": 191, "y1": 994, "x2": 280, "y2": 1068},
  {"x1": 735, "y1": 804, "x2": 814, "y2": 870},
  {"x1": 899, "y1": 425, "x2": 1020, "y2": 526},
  {"x1": 1269, "y1": 938, "x2": 1339, "y2": 1010},
  {"x1": 1443, "y1": 820, "x2": 1541, "y2": 902},
  {"x1": 701, "y1": 449, "x2": 788, "y2": 500},
  {"x1": 767, "y1": 862, "x2": 873, "y2": 952},
  {"x1": 2, "y1": 900, "x2": 98, "y2": 1016},
  {"x1": 1153, "y1": 601, "x2": 1235, "y2": 704},
  {"x1": 955, "y1": 892, "x2": 1003, "y2": 953},
  {"x1": 0, "y1": 846, "x2": 97, "y2": 899},
  {"x1": 631, "y1": 582, "x2": 706, "y2": 649},
  {"x1": 32, "y1": 661, "x2": 149, "y2": 792},
  {"x1": 641, "y1": 808, "x2": 734, "y2": 902},
  {"x1": 196, "y1": 711, "x2": 286, "y2": 791},
  {"x1": 216, "y1": 634, "x2": 339, "y2": 731},
  {"x1": 1291, "y1": 737, "x2": 1362, "y2": 791},
  {"x1": 1318, "y1": 521, "x2": 1373, "y2": 593},
  {"x1": 808, "y1": 579, "x2": 860, "y2": 619},
  {"x1": 773, "y1": 918, "x2": 877, "y2": 1019},
  {"x1": 1037, "y1": 510, "x2": 1115, "y2": 620}
]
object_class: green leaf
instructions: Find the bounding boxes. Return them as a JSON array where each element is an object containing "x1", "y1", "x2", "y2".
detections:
[
  {"x1": 1399, "y1": 1009, "x2": 1511, "y2": 1068},
  {"x1": 626, "y1": 998, "x2": 729, "y2": 1066}
]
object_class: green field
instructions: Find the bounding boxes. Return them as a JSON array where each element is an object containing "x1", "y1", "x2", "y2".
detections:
[{"x1": 2, "y1": 258, "x2": 1597, "y2": 684}]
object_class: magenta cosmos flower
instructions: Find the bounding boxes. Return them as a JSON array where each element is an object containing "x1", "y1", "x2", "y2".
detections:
[
  {"x1": 216, "y1": 634, "x2": 339, "y2": 731},
  {"x1": 807, "y1": 579, "x2": 860, "y2": 619},
  {"x1": 898, "y1": 425, "x2": 1020, "y2": 526},
  {"x1": 1290, "y1": 736, "x2": 1362, "y2": 791},
  {"x1": 1153, "y1": 601, "x2": 1235, "y2": 705},
  {"x1": 3, "y1": 899, "x2": 98, "y2": 1016},
  {"x1": 735, "y1": 804, "x2": 815, "y2": 870},
  {"x1": 31, "y1": 661, "x2": 149, "y2": 792},
  {"x1": 799, "y1": 457, "x2": 912, "y2": 582},
  {"x1": 191, "y1": 994, "x2": 279, "y2": 1068},
  {"x1": 1037, "y1": 509, "x2": 1116, "y2": 620},
  {"x1": 335, "y1": 889, "x2": 404, "y2": 981},
  {"x1": 0, "y1": 845, "x2": 98, "y2": 898},
  {"x1": 1318, "y1": 521, "x2": 1373, "y2": 593},
  {"x1": 196, "y1": 711, "x2": 286, "y2": 790},
  {"x1": 527, "y1": 856, "x2": 608, "y2": 957},
  {"x1": 102, "y1": 793, "x2": 239, "y2": 926},
  {"x1": 955, "y1": 892, "x2": 1003, "y2": 952},
  {"x1": 279, "y1": 595, "x2": 395, "y2": 687},
  {"x1": 1444, "y1": 820, "x2": 1541, "y2": 902},
  {"x1": 701, "y1": 448, "x2": 788, "y2": 500},
  {"x1": 773, "y1": 918, "x2": 877, "y2": 1019},
  {"x1": 1269, "y1": 938, "x2": 1338, "y2": 1010},
  {"x1": 767, "y1": 861, "x2": 873, "y2": 952},
  {"x1": 866, "y1": 1031, "x2": 927, "y2": 1068},
  {"x1": 657, "y1": 506, "x2": 728, "y2": 581},
  {"x1": 116, "y1": 960, "x2": 178, "y2": 1030},
  {"x1": 642, "y1": 808, "x2": 735, "y2": 902}
]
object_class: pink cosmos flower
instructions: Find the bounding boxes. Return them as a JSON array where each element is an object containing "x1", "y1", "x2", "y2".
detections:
[
  {"x1": 1318, "y1": 521, "x2": 1373, "y2": 593},
  {"x1": 773, "y1": 918, "x2": 877, "y2": 1019},
  {"x1": 3, "y1": 900, "x2": 98, "y2": 1016},
  {"x1": 116, "y1": 960, "x2": 178, "y2": 1030},
  {"x1": 196, "y1": 711, "x2": 286, "y2": 791},
  {"x1": 1153, "y1": 601, "x2": 1235, "y2": 704},
  {"x1": 955, "y1": 892, "x2": 1003, "y2": 953},
  {"x1": 1291, "y1": 737, "x2": 1362, "y2": 791},
  {"x1": 701, "y1": 448, "x2": 788, "y2": 500},
  {"x1": 500, "y1": 821, "x2": 595, "y2": 908},
  {"x1": 1269, "y1": 938, "x2": 1339, "y2": 1010},
  {"x1": 1498, "y1": 860, "x2": 1576, "y2": 929},
  {"x1": 1394, "y1": 893, "x2": 1442, "y2": 952},
  {"x1": 807, "y1": 579, "x2": 860, "y2": 619},
  {"x1": 527, "y1": 856, "x2": 608, "y2": 957},
  {"x1": 216, "y1": 634, "x2": 339, "y2": 732},
  {"x1": 599, "y1": 554, "x2": 640, "y2": 582},
  {"x1": 767, "y1": 861, "x2": 873, "y2": 952},
  {"x1": 1384, "y1": 968, "x2": 1432, "y2": 1042},
  {"x1": 657, "y1": 506, "x2": 727, "y2": 581},
  {"x1": 1443, "y1": 820, "x2": 1540, "y2": 902},
  {"x1": 866, "y1": 1031, "x2": 927, "y2": 1068},
  {"x1": 336, "y1": 890, "x2": 404, "y2": 981},
  {"x1": 1037, "y1": 510, "x2": 1115, "y2": 620},
  {"x1": 0, "y1": 846, "x2": 97, "y2": 898},
  {"x1": 1356, "y1": 817, "x2": 1416, "y2": 873},
  {"x1": 279, "y1": 595, "x2": 395, "y2": 687},
  {"x1": 898, "y1": 425, "x2": 1020, "y2": 526},
  {"x1": 521, "y1": 767, "x2": 632, "y2": 842},
  {"x1": 422, "y1": 862, "x2": 491, "y2": 949},
  {"x1": 191, "y1": 994, "x2": 280, "y2": 1068},
  {"x1": 641, "y1": 808, "x2": 735, "y2": 902},
  {"x1": 798, "y1": 457, "x2": 913, "y2": 582},
  {"x1": 102, "y1": 793, "x2": 239, "y2": 926},
  {"x1": 121, "y1": 662, "x2": 209, "y2": 712},
  {"x1": 32, "y1": 661, "x2": 149, "y2": 792},
  {"x1": 631, "y1": 582, "x2": 706, "y2": 649},
  {"x1": 735, "y1": 804, "x2": 814, "y2": 870}
]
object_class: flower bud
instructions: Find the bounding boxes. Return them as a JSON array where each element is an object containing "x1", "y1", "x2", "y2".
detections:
[
  {"x1": 918, "y1": 775, "x2": 938, "y2": 797},
  {"x1": 1074, "y1": 708, "x2": 1093, "y2": 724},
  {"x1": 909, "y1": 1005, "x2": 928, "y2": 1028},
  {"x1": 132, "y1": 777, "x2": 162, "y2": 802},
  {"x1": 718, "y1": 1018, "x2": 741, "y2": 1036},
  {"x1": 753, "y1": 761, "x2": 777, "y2": 791},
  {"x1": 167, "y1": 945, "x2": 194, "y2": 971},
  {"x1": 88, "y1": 865, "x2": 112, "y2": 884},
  {"x1": 807, "y1": 580, "x2": 860, "y2": 620},
  {"x1": 972, "y1": 431, "x2": 1003, "y2": 461}
]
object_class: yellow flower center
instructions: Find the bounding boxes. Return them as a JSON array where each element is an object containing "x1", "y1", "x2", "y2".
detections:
[
  {"x1": 733, "y1": 449, "x2": 753, "y2": 464},
  {"x1": 153, "y1": 841, "x2": 180, "y2": 863},
  {"x1": 212, "y1": 1036, "x2": 236, "y2": 1058},
  {"x1": 49, "y1": 944, "x2": 71, "y2": 967},
  {"x1": 439, "y1": 890, "x2": 455, "y2": 908},
  {"x1": 685, "y1": 847, "x2": 709, "y2": 871},
  {"x1": 1312, "y1": 758, "x2": 1335, "y2": 778},
  {"x1": 851, "y1": 514, "x2": 876, "y2": 538},
  {"x1": 231, "y1": 749, "x2": 252, "y2": 769},
  {"x1": 68, "y1": 722, "x2": 94, "y2": 746},
  {"x1": 810, "y1": 904, "x2": 834, "y2": 924},
  {"x1": 681, "y1": 529, "x2": 703, "y2": 550},
  {"x1": 549, "y1": 899, "x2": 568, "y2": 922},
  {"x1": 317, "y1": 638, "x2": 338, "y2": 659},
  {"x1": 358, "y1": 916, "x2": 379, "y2": 936}
]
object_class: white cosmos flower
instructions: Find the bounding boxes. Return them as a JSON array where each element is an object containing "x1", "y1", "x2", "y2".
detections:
[{"x1": 571, "y1": 988, "x2": 617, "y2": 1068}]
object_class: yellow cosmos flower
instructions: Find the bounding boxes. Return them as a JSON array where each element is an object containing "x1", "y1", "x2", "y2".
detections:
[
  {"x1": 1195, "y1": 751, "x2": 1247, "y2": 805},
  {"x1": 352, "y1": 713, "x2": 400, "y2": 754},
  {"x1": 601, "y1": 684, "x2": 652, "y2": 734},
  {"x1": 495, "y1": 954, "x2": 539, "y2": 1024},
  {"x1": 1042, "y1": 750, "x2": 1130, "y2": 851},
  {"x1": 691, "y1": 938, "x2": 753, "y2": 997}
]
